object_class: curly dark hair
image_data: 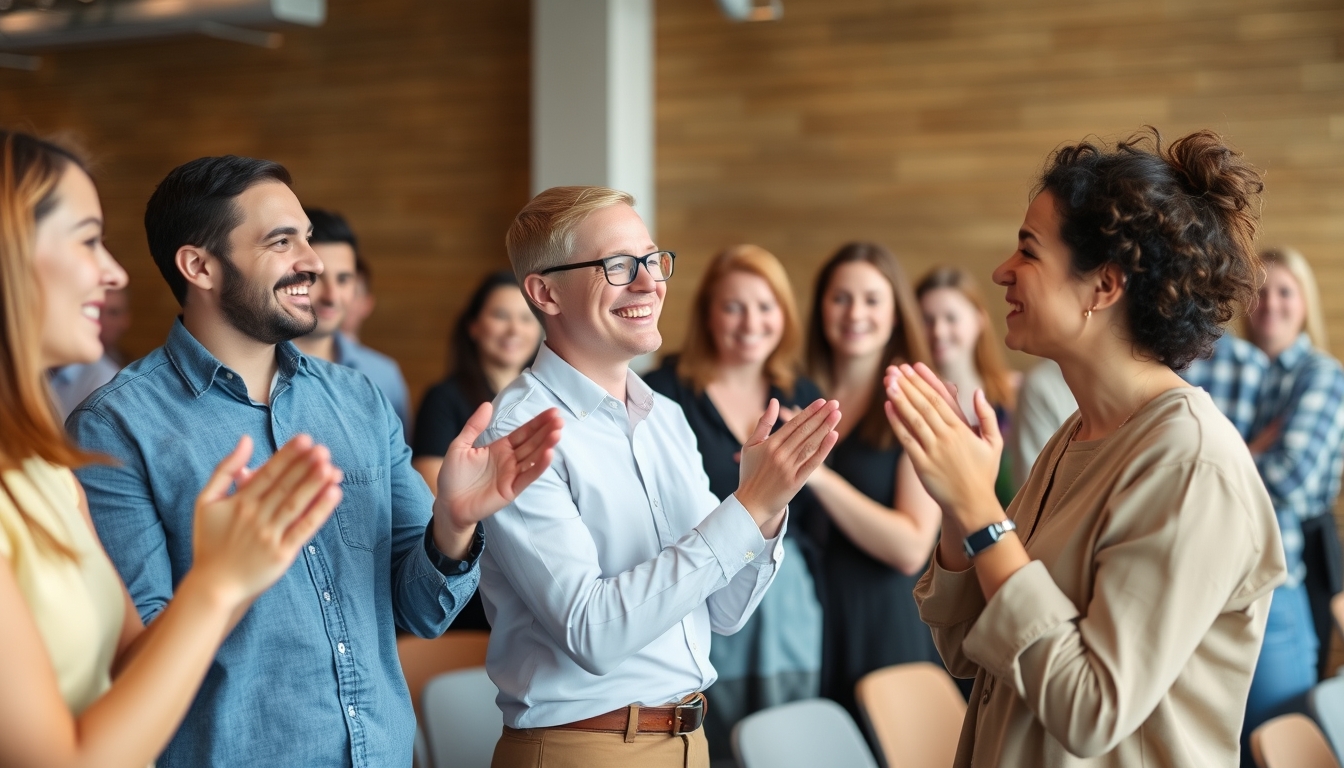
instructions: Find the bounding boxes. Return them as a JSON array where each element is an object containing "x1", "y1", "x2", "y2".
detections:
[{"x1": 1038, "y1": 128, "x2": 1263, "y2": 370}]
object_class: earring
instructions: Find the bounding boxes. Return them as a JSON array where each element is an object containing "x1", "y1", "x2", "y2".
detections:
[{"x1": 1084, "y1": 306, "x2": 1095, "y2": 319}]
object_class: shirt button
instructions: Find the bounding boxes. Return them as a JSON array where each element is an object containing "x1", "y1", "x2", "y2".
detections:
[
  {"x1": 347, "y1": 705, "x2": 356, "y2": 718},
  {"x1": 225, "y1": 372, "x2": 234, "y2": 380},
  {"x1": 744, "y1": 551, "x2": 755, "y2": 562},
  {"x1": 323, "y1": 592, "x2": 331, "y2": 602},
  {"x1": 691, "y1": 642, "x2": 699, "y2": 651},
  {"x1": 338, "y1": 642, "x2": 346, "y2": 654},
  {"x1": 608, "y1": 401, "x2": 620, "y2": 409},
  {"x1": 578, "y1": 410, "x2": 588, "y2": 418},
  {"x1": 308, "y1": 545, "x2": 316, "y2": 555},
  {"x1": 652, "y1": 499, "x2": 661, "y2": 508}
]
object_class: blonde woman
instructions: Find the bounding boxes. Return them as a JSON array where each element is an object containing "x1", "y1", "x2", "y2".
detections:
[
  {"x1": 1242, "y1": 246, "x2": 1344, "y2": 731},
  {"x1": 644, "y1": 244, "x2": 824, "y2": 759}
]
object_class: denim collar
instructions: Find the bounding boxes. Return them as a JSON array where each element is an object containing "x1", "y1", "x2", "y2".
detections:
[
  {"x1": 164, "y1": 317, "x2": 308, "y2": 399},
  {"x1": 529, "y1": 343, "x2": 655, "y2": 423}
]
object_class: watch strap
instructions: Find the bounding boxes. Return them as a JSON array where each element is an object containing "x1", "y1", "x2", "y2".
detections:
[{"x1": 962, "y1": 519, "x2": 1017, "y2": 559}]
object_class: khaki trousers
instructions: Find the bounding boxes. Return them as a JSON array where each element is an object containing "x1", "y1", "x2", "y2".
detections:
[{"x1": 490, "y1": 725, "x2": 710, "y2": 768}]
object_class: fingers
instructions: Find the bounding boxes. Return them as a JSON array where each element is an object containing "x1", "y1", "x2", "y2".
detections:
[
  {"x1": 772, "y1": 398, "x2": 831, "y2": 453},
  {"x1": 510, "y1": 413, "x2": 563, "y2": 469},
  {"x1": 257, "y1": 442, "x2": 333, "y2": 515},
  {"x1": 280, "y1": 485, "x2": 343, "y2": 552},
  {"x1": 199, "y1": 436, "x2": 254, "y2": 503},
  {"x1": 794, "y1": 428, "x2": 841, "y2": 481},
  {"x1": 267, "y1": 446, "x2": 342, "y2": 529},
  {"x1": 747, "y1": 399, "x2": 782, "y2": 446},
  {"x1": 899, "y1": 365, "x2": 966, "y2": 429},
  {"x1": 781, "y1": 402, "x2": 842, "y2": 465},
  {"x1": 973, "y1": 389, "x2": 1002, "y2": 448},
  {"x1": 510, "y1": 447, "x2": 556, "y2": 497},
  {"x1": 885, "y1": 374, "x2": 938, "y2": 451},
  {"x1": 235, "y1": 435, "x2": 314, "y2": 501},
  {"x1": 451, "y1": 402, "x2": 494, "y2": 455},
  {"x1": 506, "y1": 408, "x2": 563, "y2": 450},
  {"x1": 883, "y1": 400, "x2": 925, "y2": 460}
]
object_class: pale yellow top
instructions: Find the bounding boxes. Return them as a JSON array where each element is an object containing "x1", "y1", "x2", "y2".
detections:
[
  {"x1": 916, "y1": 387, "x2": 1286, "y2": 767},
  {"x1": 0, "y1": 458, "x2": 124, "y2": 716}
]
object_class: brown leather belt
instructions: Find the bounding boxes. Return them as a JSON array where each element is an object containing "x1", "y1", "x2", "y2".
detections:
[{"x1": 554, "y1": 692, "x2": 706, "y2": 736}]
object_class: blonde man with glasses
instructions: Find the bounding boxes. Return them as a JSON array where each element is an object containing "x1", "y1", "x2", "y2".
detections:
[{"x1": 480, "y1": 186, "x2": 842, "y2": 768}]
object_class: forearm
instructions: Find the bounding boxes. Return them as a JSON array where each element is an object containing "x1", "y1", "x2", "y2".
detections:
[
  {"x1": 75, "y1": 571, "x2": 237, "y2": 768},
  {"x1": 809, "y1": 469, "x2": 937, "y2": 574}
]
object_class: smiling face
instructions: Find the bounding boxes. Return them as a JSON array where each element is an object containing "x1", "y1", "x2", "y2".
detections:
[
  {"x1": 991, "y1": 190, "x2": 1094, "y2": 358},
  {"x1": 541, "y1": 202, "x2": 664, "y2": 368},
  {"x1": 33, "y1": 165, "x2": 129, "y2": 369},
  {"x1": 1249, "y1": 264, "x2": 1307, "y2": 357},
  {"x1": 821, "y1": 260, "x2": 897, "y2": 362},
  {"x1": 213, "y1": 181, "x2": 323, "y2": 345},
  {"x1": 471, "y1": 285, "x2": 541, "y2": 372},
  {"x1": 707, "y1": 270, "x2": 784, "y2": 367},
  {"x1": 921, "y1": 287, "x2": 983, "y2": 371},
  {"x1": 308, "y1": 241, "x2": 358, "y2": 339}
]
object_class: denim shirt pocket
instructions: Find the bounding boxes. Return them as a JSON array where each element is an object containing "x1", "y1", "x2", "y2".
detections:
[{"x1": 336, "y1": 465, "x2": 388, "y2": 551}]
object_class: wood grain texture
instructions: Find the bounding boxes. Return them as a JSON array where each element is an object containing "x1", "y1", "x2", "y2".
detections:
[{"x1": 1, "y1": 0, "x2": 530, "y2": 405}]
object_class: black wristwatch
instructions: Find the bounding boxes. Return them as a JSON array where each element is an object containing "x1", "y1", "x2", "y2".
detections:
[{"x1": 963, "y1": 519, "x2": 1017, "y2": 559}]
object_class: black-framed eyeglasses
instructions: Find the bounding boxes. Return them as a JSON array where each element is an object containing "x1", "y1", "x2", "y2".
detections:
[{"x1": 539, "y1": 250, "x2": 676, "y2": 287}]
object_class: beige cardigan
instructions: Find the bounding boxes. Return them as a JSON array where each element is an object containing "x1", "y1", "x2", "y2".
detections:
[{"x1": 915, "y1": 387, "x2": 1285, "y2": 767}]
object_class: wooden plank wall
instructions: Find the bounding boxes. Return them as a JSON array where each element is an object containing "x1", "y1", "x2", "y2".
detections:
[
  {"x1": 4, "y1": 0, "x2": 1344, "y2": 403},
  {"x1": 0, "y1": 0, "x2": 531, "y2": 403},
  {"x1": 654, "y1": 0, "x2": 1344, "y2": 371}
]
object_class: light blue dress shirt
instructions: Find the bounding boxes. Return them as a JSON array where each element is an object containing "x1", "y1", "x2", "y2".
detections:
[
  {"x1": 68, "y1": 319, "x2": 480, "y2": 768},
  {"x1": 478, "y1": 343, "x2": 786, "y2": 729}
]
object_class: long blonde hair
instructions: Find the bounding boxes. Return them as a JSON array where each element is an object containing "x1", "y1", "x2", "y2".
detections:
[
  {"x1": 0, "y1": 130, "x2": 98, "y2": 556},
  {"x1": 677, "y1": 244, "x2": 803, "y2": 396},
  {"x1": 1249, "y1": 247, "x2": 1328, "y2": 350},
  {"x1": 915, "y1": 266, "x2": 1017, "y2": 411}
]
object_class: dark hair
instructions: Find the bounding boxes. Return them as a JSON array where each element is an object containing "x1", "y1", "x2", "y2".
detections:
[
  {"x1": 305, "y1": 207, "x2": 359, "y2": 255},
  {"x1": 807, "y1": 241, "x2": 931, "y2": 448},
  {"x1": 451, "y1": 271, "x2": 534, "y2": 407},
  {"x1": 1038, "y1": 128, "x2": 1263, "y2": 370},
  {"x1": 144, "y1": 155, "x2": 292, "y2": 306}
]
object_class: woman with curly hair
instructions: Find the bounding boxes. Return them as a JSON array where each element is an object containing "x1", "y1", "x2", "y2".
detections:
[{"x1": 888, "y1": 130, "x2": 1285, "y2": 767}]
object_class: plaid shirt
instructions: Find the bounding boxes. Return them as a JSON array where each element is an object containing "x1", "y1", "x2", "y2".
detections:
[
  {"x1": 1181, "y1": 334, "x2": 1268, "y2": 440},
  {"x1": 1251, "y1": 333, "x2": 1344, "y2": 587}
]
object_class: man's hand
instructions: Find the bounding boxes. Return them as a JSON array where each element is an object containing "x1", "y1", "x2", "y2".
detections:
[
  {"x1": 431, "y1": 403, "x2": 564, "y2": 559},
  {"x1": 735, "y1": 398, "x2": 842, "y2": 535}
]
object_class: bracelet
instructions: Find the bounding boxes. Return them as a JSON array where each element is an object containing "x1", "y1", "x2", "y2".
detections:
[{"x1": 962, "y1": 519, "x2": 1017, "y2": 559}]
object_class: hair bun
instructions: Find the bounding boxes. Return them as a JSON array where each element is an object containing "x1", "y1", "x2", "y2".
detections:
[{"x1": 1162, "y1": 129, "x2": 1263, "y2": 213}]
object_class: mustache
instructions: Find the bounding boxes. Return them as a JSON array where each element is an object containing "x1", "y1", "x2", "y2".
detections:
[{"x1": 274, "y1": 272, "x2": 316, "y2": 291}]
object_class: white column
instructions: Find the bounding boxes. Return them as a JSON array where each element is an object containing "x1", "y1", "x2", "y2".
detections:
[{"x1": 532, "y1": 0, "x2": 655, "y2": 234}]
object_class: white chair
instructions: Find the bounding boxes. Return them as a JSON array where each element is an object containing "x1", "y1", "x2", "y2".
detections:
[
  {"x1": 422, "y1": 667, "x2": 503, "y2": 768},
  {"x1": 1250, "y1": 713, "x2": 1340, "y2": 768},
  {"x1": 732, "y1": 698, "x2": 880, "y2": 768},
  {"x1": 397, "y1": 631, "x2": 491, "y2": 768},
  {"x1": 855, "y1": 662, "x2": 966, "y2": 768}
]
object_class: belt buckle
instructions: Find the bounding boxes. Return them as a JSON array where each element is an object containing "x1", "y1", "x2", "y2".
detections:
[{"x1": 672, "y1": 693, "x2": 705, "y2": 736}]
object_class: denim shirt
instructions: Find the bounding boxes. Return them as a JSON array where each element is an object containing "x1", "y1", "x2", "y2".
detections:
[{"x1": 68, "y1": 320, "x2": 480, "y2": 768}]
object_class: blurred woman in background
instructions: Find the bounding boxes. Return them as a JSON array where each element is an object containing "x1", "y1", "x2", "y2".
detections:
[
  {"x1": 1242, "y1": 246, "x2": 1344, "y2": 730},
  {"x1": 413, "y1": 270, "x2": 541, "y2": 629},
  {"x1": 917, "y1": 266, "x2": 1019, "y2": 505},
  {"x1": 802, "y1": 242, "x2": 943, "y2": 719},
  {"x1": 644, "y1": 244, "x2": 824, "y2": 761}
]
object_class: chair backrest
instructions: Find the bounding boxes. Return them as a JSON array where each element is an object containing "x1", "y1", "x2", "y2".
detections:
[
  {"x1": 733, "y1": 698, "x2": 880, "y2": 768},
  {"x1": 422, "y1": 667, "x2": 502, "y2": 768},
  {"x1": 1309, "y1": 676, "x2": 1344, "y2": 767},
  {"x1": 398, "y1": 630, "x2": 490, "y2": 728},
  {"x1": 1251, "y1": 713, "x2": 1340, "y2": 768},
  {"x1": 855, "y1": 662, "x2": 966, "y2": 768}
]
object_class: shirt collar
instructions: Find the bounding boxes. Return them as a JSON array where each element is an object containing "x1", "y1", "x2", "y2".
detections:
[
  {"x1": 530, "y1": 343, "x2": 653, "y2": 423},
  {"x1": 165, "y1": 317, "x2": 308, "y2": 399},
  {"x1": 1275, "y1": 332, "x2": 1313, "y2": 370}
]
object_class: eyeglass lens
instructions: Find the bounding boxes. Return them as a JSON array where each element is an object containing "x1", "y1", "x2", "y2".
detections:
[{"x1": 604, "y1": 252, "x2": 673, "y2": 285}]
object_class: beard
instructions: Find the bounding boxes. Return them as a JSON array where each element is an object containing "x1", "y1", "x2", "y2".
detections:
[{"x1": 217, "y1": 256, "x2": 318, "y2": 345}]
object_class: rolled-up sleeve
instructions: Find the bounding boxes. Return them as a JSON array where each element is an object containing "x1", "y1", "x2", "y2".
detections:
[{"x1": 960, "y1": 461, "x2": 1277, "y2": 758}]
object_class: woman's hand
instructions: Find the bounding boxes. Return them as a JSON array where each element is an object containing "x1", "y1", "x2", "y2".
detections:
[
  {"x1": 883, "y1": 363, "x2": 1003, "y2": 535},
  {"x1": 191, "y1": 435, "x2": 344, "y2": 608},
  {"x1": 432, "y1": 403, "x2": 564, "y2": 552}
]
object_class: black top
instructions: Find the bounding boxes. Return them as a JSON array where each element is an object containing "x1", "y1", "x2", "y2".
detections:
[
  {"x1": 819, "y1": 428, "x2": 942, "y2": 717},
  {"x1": 412, "y1": 374, "x2": 485, "y2": 459},
  {"x1": 410, "y1": 372, "x2": 492, "y2": 630},
  {"x1": 643, "y1": 357, "x2": 827, "y2": 552}
]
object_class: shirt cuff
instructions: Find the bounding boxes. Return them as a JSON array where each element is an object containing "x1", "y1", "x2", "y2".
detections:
[
  {"x1": 697, "y1": 493, "x2": 771, "y2": 582},
  {"x1": 961, "y1": 560, "x2": 1080, "y2": 681},
  {"x1": 914, "y1": 548, "x2": 987, "y2": 628},
  {"x1": 422, "y1": 522, "x2": 485, "y2": 577}
]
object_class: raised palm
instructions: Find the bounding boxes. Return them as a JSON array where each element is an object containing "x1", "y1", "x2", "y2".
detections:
[{"x1": 437, "y1": 403, "x2": 564, "y2": 528}]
